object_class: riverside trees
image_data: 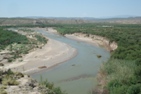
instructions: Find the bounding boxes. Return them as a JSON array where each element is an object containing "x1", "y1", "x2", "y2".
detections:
[
  {"x1": 55, "y1": 23, "x2": 141, "y2": 94},
  {"x1": 0, "y1": 27, "x2": 47, "y2": 62}
]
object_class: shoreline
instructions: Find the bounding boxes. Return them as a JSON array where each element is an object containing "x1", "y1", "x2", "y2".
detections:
[
  {"x1": 1, "y1": 27, "x2": 117, "y2": 75},
  {"x1": 34, "y1": 27, "x2": 117, "y2": 52},
  {"x1": 64, "y1": 32, "x2": 118, "y2": 94},
  {"x1": 65, "y1": 33, "x2": 118, "y2": 52},
  {"x1": 1, "y1": 28, "x2": 77, "y2": 74}
]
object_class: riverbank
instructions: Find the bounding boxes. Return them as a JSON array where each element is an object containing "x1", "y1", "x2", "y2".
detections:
[
  {"x1": 65, "y1": 33, "x2": 117, "y2": 52},
  {"x1": 31, "y1": 27, "x2": 58, "y2": 34},
  {"x1": 65, "y1": 33, "x2": 118, "y2": 94},
  {"x1": 1, "y1": 28, "x2": 77, "y2": 74},
  {"x1": 54, "y1": 24, "x2": 141, "y2": 94},
  {"x1": 31, "y1": 28, "x2": 111, "y2": 94}
]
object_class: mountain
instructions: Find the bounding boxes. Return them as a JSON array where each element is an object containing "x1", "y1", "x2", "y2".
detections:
[{"x1": 0, "y1": 16, "x2": 141, "y2": 25}]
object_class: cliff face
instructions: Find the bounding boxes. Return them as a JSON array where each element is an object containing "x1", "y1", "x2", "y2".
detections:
[
  {"x1": 91, "y1": 35, "x2": 118, "y2": 51},
  {"x1": 72, "y1": 33, "x2": 118, "y2": 52}
]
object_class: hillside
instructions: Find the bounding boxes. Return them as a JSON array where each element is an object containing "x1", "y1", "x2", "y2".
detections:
[{"x1": 0, "y1": 17, "x2": 141, "y2": 26}]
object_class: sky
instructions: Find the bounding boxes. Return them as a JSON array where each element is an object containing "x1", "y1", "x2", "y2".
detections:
[{"x1": 0, "y1": 0, "x2": 141, "y2": 18}]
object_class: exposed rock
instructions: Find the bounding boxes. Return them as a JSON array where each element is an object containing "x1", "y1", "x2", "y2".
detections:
[{"x1": 97, "y1": 55, "x2": 102, "y2": 58}]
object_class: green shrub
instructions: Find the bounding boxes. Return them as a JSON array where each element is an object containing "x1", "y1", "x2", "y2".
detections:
[
  {"x1": 7, "y1": 58, "x2": 13, "y2": 62},
  {"x1": 0, "y1": 63, "x2": 4, "y2": 66},
  {"x1": 6, "y1": 69, "x2": 14, "y2": 75},
  {"x1": 0, "y1": 86, "x2": 7, "y2": 94},
  {"x1": 108, "y1": 79, "x2": 122, "y2": 89},
  {"x1": 127, "y1": 84, "x2": 141, "y2": 94},
  {"x1": 108, "y1": 85, "x2": 128, "y2": 94},
  {"x1": 0, "y1": 89, "x2": 7, "y2": 94},
  {"x1": 15, "y1": 72, "x2": 24, "y2": 78},
  {"x1": 135, "y1": 59, "x2": 141, "y2": 66},
  {"x1": 53, "y1": 87, "x2": 63, "y2": 94},
  {"x1": 2, "y1": 76, "x2": 19, "y2": 85}
]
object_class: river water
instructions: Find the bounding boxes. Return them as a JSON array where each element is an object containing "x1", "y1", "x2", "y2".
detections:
[{"x1": 31, "y1": 30, "x2": 110, "y2": 94}]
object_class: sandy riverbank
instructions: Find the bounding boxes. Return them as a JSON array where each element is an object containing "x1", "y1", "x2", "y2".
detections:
[
  {"x1": 2, "y1": 29, "x2": 77, "y2": 74},
  {"x1": 65, "y1": 33, "x2": 117, "y2": 52},
  {"x1": 1, "y1": 27, "x2": 117, "y2": 74},
  {"x1": 34, "y1": 27, "x2": 117, "y2": 51},
  {"x1": 64, "y1": 32, "x2": 118, "y2": 94}
]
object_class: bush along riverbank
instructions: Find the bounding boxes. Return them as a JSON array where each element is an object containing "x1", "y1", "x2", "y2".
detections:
[
  {"x1": 55, "y1": 23, "x2": 141, "y2": 94},
  {"x1": 0, "y1": 69, "x2": 67, "y2": 94},
  {"x1": 0, "y1": 27, "x2": 47, "y2": 63},
  {"x1": 0, "y1": 27, "x2": 66, "y2": 94}
]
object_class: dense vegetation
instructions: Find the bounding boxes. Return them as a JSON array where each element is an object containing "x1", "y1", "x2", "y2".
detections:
[
  {"x1": 0, "y1": 27, "x2": 29, "y2": 50},
  {"x1": 55, "y1": 23, "x2": 141, "y2": 94},
  {"x1": 0, "y1": 27, "x2": 65, "y2": 94},
  {"x1": 0, "y1": 27, "x2": 47, "y2": 62},
  {"x1": 1, "y1": 23, "x2": 140, "y2": 94},
  {"x1": 56, "y1": 24, "x2": 141, "y2": 61}
]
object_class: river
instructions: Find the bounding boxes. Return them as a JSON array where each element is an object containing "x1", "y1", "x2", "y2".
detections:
[{"x1": 31, "y1": 29, "x2": 110, "y2": 94}]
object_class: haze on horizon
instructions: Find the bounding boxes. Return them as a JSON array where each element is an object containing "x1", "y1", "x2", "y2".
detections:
[{"x1": 0, "y1": 0, "x2": 141, "y2": 18}]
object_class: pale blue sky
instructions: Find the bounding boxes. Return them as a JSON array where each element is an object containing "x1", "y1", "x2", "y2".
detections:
[{"x1": 0, "y1": 0, "x2": 141, "y2": 18}]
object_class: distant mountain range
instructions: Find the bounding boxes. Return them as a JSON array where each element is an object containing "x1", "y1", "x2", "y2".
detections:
[
  {"x1": 24, "y1": 15, "x2": 141, "y2": 19},
  {"x1": 0, "y1": 16, "x2": 141, "y2": 25}
]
